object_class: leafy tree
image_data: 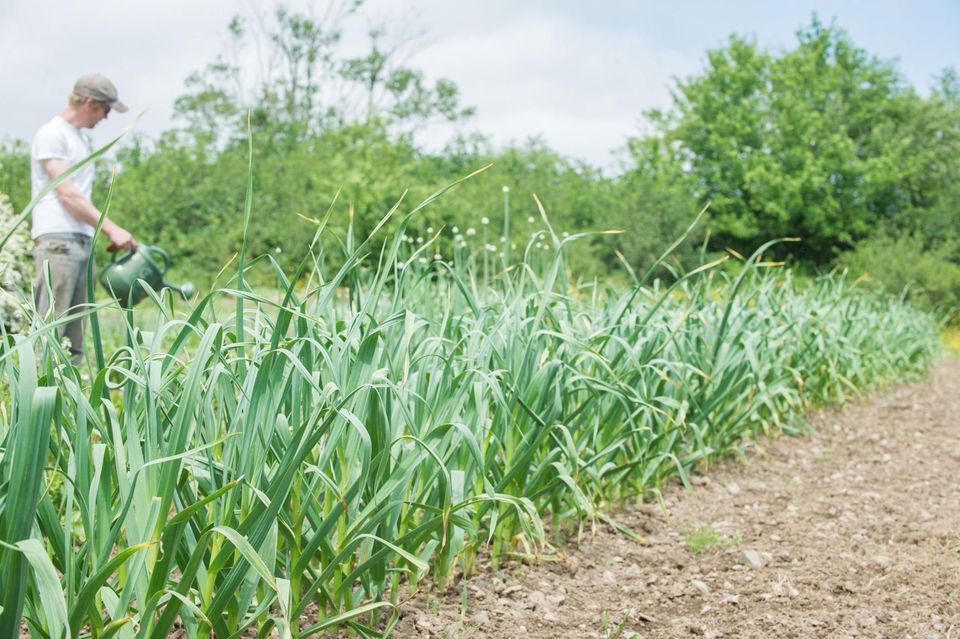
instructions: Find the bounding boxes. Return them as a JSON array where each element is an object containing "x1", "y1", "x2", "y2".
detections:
[
  {"x1": 889, "y1": 68, "x2": 960, "y2": 242},
  {"x1": 172, "y1": 1, "x2": 472, "y2": 150},
  {"x1": 632, "y1": 18, "x2": 960, "y2": 263}
]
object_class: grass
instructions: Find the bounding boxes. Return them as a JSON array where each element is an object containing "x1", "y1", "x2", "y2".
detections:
[
  {"x1": 683, "y1": 525, "x2": 743, "y2": 555},
  {"x1": 601, "y1": 608, "x2": 639, "y2": 639}
]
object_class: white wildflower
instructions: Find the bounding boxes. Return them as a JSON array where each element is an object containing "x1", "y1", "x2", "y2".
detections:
[{"x1": 0, "y1": 192, "x2": 30, "y2": 333}]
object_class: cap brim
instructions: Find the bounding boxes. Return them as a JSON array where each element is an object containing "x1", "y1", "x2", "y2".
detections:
[{"x1": 110, "y1": 100, "x2": 129, "y2": 113}]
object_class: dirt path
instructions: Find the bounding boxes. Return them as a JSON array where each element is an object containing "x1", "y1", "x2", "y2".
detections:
[{"x1": 392, "y1": 358, "x2": 960, "y2": 638}]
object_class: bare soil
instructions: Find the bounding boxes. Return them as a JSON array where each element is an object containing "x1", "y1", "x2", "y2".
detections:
[{"x1": 390, "y1": 358, "x2": 960, "y2": 639}]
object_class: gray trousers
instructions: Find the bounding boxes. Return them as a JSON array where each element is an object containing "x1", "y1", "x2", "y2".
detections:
[{"x1": 33, "y1": 233, "x2": 95, "y2": 363}]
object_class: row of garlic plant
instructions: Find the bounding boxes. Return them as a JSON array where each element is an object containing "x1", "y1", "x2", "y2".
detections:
[{"x1": 0, "y1": 190, "x2": 940, "y2": 639}]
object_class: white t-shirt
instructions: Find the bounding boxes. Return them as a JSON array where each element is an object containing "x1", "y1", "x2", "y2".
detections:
[{"x1": 30, "y1": 115, "x2": 95, "y2": 238}]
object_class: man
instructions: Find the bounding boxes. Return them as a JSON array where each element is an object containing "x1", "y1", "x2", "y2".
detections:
[{"x1": 30, "y1": 73, "x2": 137, "y2": 364}]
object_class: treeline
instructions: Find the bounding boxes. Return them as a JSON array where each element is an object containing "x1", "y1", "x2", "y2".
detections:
[{"x1": 1, "y1": 5, "x2": 958, "y2": 316}]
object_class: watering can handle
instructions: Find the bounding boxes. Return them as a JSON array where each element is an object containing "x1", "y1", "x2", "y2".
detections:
[
  {"x1": 108, "y1": 248, "x2": 130, "y2": 264},
  {"x1": 145, "y1": 246, "x2": 171, "y2": 274}
]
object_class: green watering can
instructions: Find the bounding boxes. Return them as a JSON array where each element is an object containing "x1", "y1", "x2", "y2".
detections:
[{"x1": 99, "y1": 245, "x2": 196, "y2": 308}]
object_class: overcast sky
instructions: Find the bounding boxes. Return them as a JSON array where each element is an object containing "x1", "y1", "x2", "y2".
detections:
[{"x1": 1, "y1": 0, "x2": 957, "y2": 170}]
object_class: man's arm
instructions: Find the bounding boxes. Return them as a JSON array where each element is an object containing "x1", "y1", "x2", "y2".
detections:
[{"x1": 43, "y1": 158, "x2": 136, "y2": 251}]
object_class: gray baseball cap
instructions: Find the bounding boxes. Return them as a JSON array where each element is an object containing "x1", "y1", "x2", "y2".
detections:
[{"x1": 73, "y1": 73, "x2": 128, "y2": 113}]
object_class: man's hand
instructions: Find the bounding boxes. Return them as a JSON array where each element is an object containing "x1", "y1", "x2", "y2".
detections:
[{"x1": 104, "y1": 223, "x2": 136, "y2": 252}]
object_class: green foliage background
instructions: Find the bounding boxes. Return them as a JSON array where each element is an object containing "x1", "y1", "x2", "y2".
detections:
[{"x1": 0, "y1": 7, "x2": 957, "y2": 317}]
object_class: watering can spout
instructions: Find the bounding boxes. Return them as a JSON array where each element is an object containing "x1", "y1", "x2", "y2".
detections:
[{"x1": 164, "y1": 281, "x2": 196, "y2": 301}]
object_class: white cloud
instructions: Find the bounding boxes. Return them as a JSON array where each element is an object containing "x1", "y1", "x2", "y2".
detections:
[
  {"x1": 386, "y1": 4, "x2": 698, "y2": 168},
  {"x1": 0, "y1": 0, "x2": 238, "y2": 146}
]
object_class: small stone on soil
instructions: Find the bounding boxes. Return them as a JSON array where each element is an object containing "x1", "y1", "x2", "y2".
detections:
[
  {"x1": 527, "y1": 590, "x2": 546, "y2": 609},
  {"x1": 740, "y1": 549, "x2": 766, "y2": 567}
]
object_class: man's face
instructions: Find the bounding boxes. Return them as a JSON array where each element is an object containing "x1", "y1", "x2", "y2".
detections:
[{"x1": 78, "y1": 97, "x2": 110, "y2": 128}]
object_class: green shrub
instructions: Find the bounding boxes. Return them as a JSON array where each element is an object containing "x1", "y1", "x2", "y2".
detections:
[{"x1": 839, "y1": 232, "x2": 960, "y2": 324}]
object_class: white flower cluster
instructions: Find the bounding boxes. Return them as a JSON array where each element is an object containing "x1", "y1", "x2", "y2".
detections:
[{"x1": 0, "y1": 192, "x2": 31, "y2": 333}]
